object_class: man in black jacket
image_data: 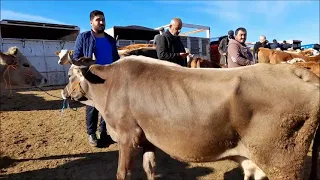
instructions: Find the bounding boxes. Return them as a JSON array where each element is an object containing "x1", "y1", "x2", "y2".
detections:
[
  {"x1": 281, "y1": 40, "x2": 291, "y2": 50},
  {"x1": 153, "y1": 27, "x2": 164, "y2": 45},
  {"x1": 218, "y1": 30, "x2": 234, "y2": 66},
  {"x1": 156, "y1": 18, "x2": 189, "y2": 67},
  {"x1": 253, "y1": 35, "x2": 270, "y2": 62}
]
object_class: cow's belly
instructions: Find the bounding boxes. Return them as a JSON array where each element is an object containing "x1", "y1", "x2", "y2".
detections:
[
  {"x1": 128, "y1": 79, "x2": 243, "y2": 162},
  {"x1": 139, "y1": 115, "x2": 241, "y2": 162}
]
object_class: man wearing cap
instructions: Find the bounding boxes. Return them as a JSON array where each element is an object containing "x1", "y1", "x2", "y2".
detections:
[
  {"x1": 218, "y1": 30, "x2": 234, "y2": 66},
  {"x1": 153, "y1": 27, "x2": 164, "y2": 45}
]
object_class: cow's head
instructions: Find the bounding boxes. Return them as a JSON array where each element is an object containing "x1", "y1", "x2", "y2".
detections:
[
  {"x1": 56, "y1": 49, "x2": 74, "y2": 65},
  {"x1": 61, "y1": 57, "x2": 105, "y2": 104},
  {"x1": 56, "y1": 49, "x2": 97, "y2": 65},
  {"x1": 0, "y1": 46, "x2": 47, "y2": 90}
]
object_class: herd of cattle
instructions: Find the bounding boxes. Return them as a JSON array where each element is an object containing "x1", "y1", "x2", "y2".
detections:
[{"x1": 1, "y1": 44, "x2": 320, "y2": 180}]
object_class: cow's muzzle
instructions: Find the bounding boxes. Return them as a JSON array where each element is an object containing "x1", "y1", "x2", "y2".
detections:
[{"x1": 61, "y1": 82, "x2": 86, "y2": 101}]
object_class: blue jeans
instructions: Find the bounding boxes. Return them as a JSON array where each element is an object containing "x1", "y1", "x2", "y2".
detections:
[{"x1": 86, "y1": 105, "x2": 107, "y2": 135}]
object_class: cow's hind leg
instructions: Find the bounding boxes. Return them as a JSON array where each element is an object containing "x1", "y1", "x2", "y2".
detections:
[
  {"x1": 234, "y1": 156, "x2": 267, "y2": 180},
  {"x1": 142, "y1": 141, "x2": 156, "y2": 180}
]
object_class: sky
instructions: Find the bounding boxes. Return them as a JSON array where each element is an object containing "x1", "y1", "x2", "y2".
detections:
[{"x1": 1, "y1": 0, "x2": 319, "y2": 45}]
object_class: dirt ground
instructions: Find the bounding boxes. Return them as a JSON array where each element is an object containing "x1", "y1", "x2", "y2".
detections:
[{"x1": 0, "y1": 86, "x2": 319, "y2": 180}]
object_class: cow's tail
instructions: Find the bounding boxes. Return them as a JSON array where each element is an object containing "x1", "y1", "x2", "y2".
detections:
[{"x1": 309, "y1": 124, "x2": 320, "y2": 180}]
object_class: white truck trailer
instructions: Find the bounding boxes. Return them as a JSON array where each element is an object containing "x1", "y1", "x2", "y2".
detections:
[
  {"x1": 0, "y1": 20, "x2": 211, "y2": 86},
  {"x1": 105, "y1": 23, "x2": 211, "y2": 59},
  {"x1": 0, "y1": 19, "x2": 80, "y2": 86}
]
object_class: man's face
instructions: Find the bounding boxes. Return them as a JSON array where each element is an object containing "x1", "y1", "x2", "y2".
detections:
[
  {"x1": 90, "y1": 15, "x2": 105, "y2": 33},
  {"x1": 235, "y1": 30, "x2": 247, "y2": 43},
  {"x1": 169, "y1": 22, "x2": 182, "y2": 36}
]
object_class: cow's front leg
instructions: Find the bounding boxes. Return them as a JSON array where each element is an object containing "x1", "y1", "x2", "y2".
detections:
[
  {"x1": 116, "y1": 141, "x2": 137, "y2": 180},
  {"x1": 142, "y1": 142, "x2": 156, "y2": 180}
]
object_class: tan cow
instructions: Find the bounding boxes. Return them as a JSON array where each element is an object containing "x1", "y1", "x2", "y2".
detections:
[
  {"x1": 61, "y1": 55, "x2": 319, "y2": 180},
  {"x1": 0, "y1": 46, "x2": 47, "y2": 92}
]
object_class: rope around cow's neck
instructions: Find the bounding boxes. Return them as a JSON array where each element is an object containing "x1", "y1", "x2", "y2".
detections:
[
  {"x1": 2, "y1": 64, "x2": 78, "y2": 113},
  {"x1": 2, "y1": 64, "x2": 34, "y2": 96}
]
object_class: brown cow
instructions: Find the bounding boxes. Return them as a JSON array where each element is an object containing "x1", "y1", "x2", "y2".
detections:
[
  {"x1": 61, "y1": 55, "x2": 319, "y2": 180},
  {"x1": 118, "y1": 43, "x2": 155, "y2": 50},
  {"x1": 294, "y1": 62, "x2": 320, "y2": 77},
  {"x1": 258, "y1": 48, "x2": 320, "y2": 64},
  {"x1": 282, "y1": 59, "x2": 320, "y2": 77},
  {"x1": 119, "y1": 47, "x2": 158, "y2": 59},
  {"x1": 0, "y1": 46, "x2": 47, "y2": 92},
  {"x1": 118, "y1": 44, "x2": 156, "y2": 58},
  {"x1": 188, "y1": 56, "x2": 223, "y2": 68},
  {"x1": 284, "y1": 48, "x2": 319, "y2": 57}
]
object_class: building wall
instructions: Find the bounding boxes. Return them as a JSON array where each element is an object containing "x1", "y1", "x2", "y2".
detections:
[{"x1": 1, "y1": 38, "x2": 75, "y2": 86}]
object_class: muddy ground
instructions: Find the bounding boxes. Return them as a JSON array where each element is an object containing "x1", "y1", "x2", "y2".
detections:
[{"x1": 0, "y1": 86, "x2": 319, "y2": 180}]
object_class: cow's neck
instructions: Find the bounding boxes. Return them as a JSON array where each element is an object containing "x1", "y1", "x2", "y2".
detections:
[
  {"x1": 0, "y1": 64, "x2": 8, "y2": 78},
  {"x1": 85, "y1": 83, "x2": 108, "y2": 112},
  {"x1": 0, "y1": 64, "x2": 12, "y2": 83}
]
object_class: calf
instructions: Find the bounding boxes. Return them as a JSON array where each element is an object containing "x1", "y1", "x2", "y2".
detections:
[{"x1": 61, "y1": 56, "x2": 320, "y2": 180}]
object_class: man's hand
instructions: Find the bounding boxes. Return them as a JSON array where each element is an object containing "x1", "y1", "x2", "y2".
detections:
[{"x1": 179, "y1": 52, "x2": 189, "y2": 58}]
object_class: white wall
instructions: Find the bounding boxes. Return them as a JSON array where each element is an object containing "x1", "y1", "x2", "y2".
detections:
[{"x1": 1, "y1": 38, "x2": 75, "y2": 86}]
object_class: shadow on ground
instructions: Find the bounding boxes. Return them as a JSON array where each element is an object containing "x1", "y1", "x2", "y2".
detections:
[
  {"x1": 0, "y1": 147, "x2": 256, "y2": 180},
  {"x1": 0, "y1": 86, "x2": 83, "y2": 111}
]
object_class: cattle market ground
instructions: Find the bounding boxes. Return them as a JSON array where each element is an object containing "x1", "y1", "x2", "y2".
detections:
[{"x1": 0, "y1": 86, "x2": 319, "y2": 180}]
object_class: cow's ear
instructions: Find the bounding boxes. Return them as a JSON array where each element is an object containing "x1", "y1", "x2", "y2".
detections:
[
  {"x1": 68, "y1": 50, "x2": 74, "y2": 56},
  {"x1": 8, "y1": 46, "x2": 18, "y2": 56},
  {"x1": 88, "y1": 64, "x2": 109, "y2": 80},
  {"x1": 55, "y1": 51, "x2": 60, "y2": 56}
]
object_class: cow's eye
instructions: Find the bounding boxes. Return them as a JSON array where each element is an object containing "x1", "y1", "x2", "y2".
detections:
[{"x1": 22, "y1": 63, "x2": 30, "y2": 67}]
